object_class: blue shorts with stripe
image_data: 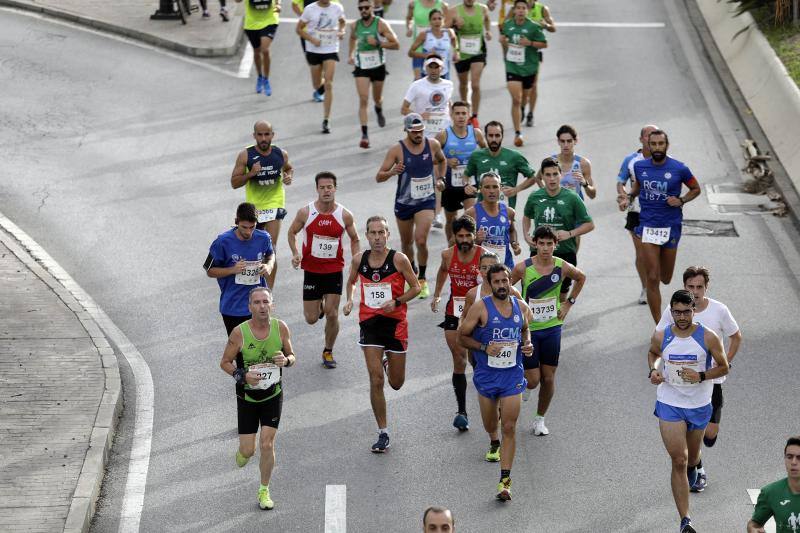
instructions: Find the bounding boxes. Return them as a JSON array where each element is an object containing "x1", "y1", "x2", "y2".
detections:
[{"x1": 654, "y1": 400, "x2": 712, "y2": 431}]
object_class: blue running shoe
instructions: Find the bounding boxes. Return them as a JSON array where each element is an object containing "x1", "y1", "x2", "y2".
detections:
[
  {"x1": 263, "y1": 78, "x2": 272, "y2": 96},
  {"x1": 690, "y1": 472, "x2": 707, "y2": 493},
  {"x1": 453, "y1": 413, "x2": 469, "y2": 432},
  {"x1": 313, "y1": 90, "x2": 324, "y2": 102},
  {"x1": 371, "y1": 432, "x2": 390, "y2": 453},
  {"x1": 679, "y1": 517, "x2": 696, "y2": 533},
  {"x1": 256, "y1": 76, "x2": 264, "y2": 94}
]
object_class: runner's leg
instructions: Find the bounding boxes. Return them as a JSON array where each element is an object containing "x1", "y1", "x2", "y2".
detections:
[
  {"x1": 322, "y1": 293, "x2": 342, "y2": 350},
  {"x1": 659, "y1": 419, "x2": 691, "y2": 519},
  {"x1": 536, "y1": 364, "x2": 556, "y2": 415},
  {"x1": 659, "y1": 246, "x2": 679, "y2": 285},
  {"x1": 386, "y1": 351, "x2": 406, "y2": 390},
  {"x1": 630, "y1": 230, "x2": 647, "y2": 290},
  {"x1": 259, "y1": 36, "x2": 273, "y2": 79},
  {"x1": 413, "y1": 209, "x2": 435, "y2": 275},
  {"x1": 498, "y1": 393, "x2": 521, "y2": 471},
  {"x1": 640, "y1": 239, "x2": 663, "y2": 322},
  {"x1": 507, "y1": 80, "x2": 523, "y2": 134},
  {"x1": 395, "y1": 217, "x2": 416, "y2": 266},
  {"x1": 259, "y1": 426, "x2": 277, "y2": 486},
  {"x1": 364, "y1": 346, "x2": 388, "y2": 428},
  {"x1": 477, "y1": 394, "x2": 500, "y2": 441},
  {"x1": 264, "y1": 219, "x2": 281, "y2": 289},
  {"x1": 322, "y1": 59, "x2": 336, "y2": 121},
  {"x1": 356, "y1": 76, "x2": 370, "y2": 130},
  {"x1": 470, "y1": 62, "x2": 484, "y2": 117}
]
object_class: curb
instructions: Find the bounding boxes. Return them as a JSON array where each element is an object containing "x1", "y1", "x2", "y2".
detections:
[
  {"x1": 0, "y1": 214, "x2": 122, "y2": 533},
  {"x1": 0, "y1": 0, "x2": 244, "y2": 57}
]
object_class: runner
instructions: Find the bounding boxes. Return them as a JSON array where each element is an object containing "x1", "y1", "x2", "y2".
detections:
[
  {"x1": 548, "y1": 124, "x2": 596, "y2": 201},
  {"x1": 458, "y1": 263, "x2": 534, "y2": 501},
  {"x1": 511, "y1": 225, "x2": 585, "y2": 436},
  {"x1": 631, "y1": 129, "x2": 702, "y2": 323},
  {"x1": 408, "y1": 9, "x2": 457, "y2": 81},
  {"x1": 297, "y1": 0, "x2": 347, "y2": 133},
  {"x1": 435, "y1": 100, "x2": 487, "y2": 242},
  {"x1": 522, "y1": 157, "x2": 594, "y2": 302},
  {"x1": 616, "y1": 124, "x2": 659, "y2": 305},
  {"x1": 499, "y1": 0, "x2": 546, "y2": 147},
  {"x1": 286, "y1": 171, "x2": 360, "y2": 369},
  {"x1": 219, "y1": 287, "x2": 295, "y2": 510},
  {"x1": 448, "y1": 0, "x2": 492, "y2": 128},
  {"x1": 462, "y1": 250, "x2": 521, "y2": 321},
  {"x1": 406, "y1": 0, "x2": 449, "y2": 80},
  {"x1": 465, "y1": 172, "x2": 521, "y2": 269},
  {"x1": 204, "y1": 202, "x2": 275, "y2": 335},
  {"x1": 422, "y1": 507, "x2": 455, "y2": 532},
  {"x1": 373, "y1": 0, "x2": 392, "y2": 18},
  {"x1": 647, "y1": 289, "x2": 728, "y2": 533},
  {"x1": 343, "y1": 216, "x2": 421, "y2": 452},
  {"x1": 348, "y1": 0, "x2": 400, "y2": 149},
  {"x1": 239, "y1": 0, "x2": 281, "y2": 96},
  {"x1": 463, "y1": 120, "x2": 538, "y2": 210},
  {"x1": 291, "y1": 0, "x2": 336, "y2": 62},
  {"x1": 376, "y1": 113, "x2": 447, "y2": 299},
  {"x1": 431, "y1": 215, "x2": 484, "y2": 430},
  {"x1": 199, "y1": 0, "x2": 229, "y2": 21},
  {"x1": 655, "y1": 266, "x2": 742, "y2": 492},
  {"x1": 230, "y1": 121, "x2": 293, "y2": 289},
  {"x1": 747, "y1": 436, "x2": 800, "y2": 533},
  {"x1": 522, "y1": 0, "x2": 555, "y2": 127}
]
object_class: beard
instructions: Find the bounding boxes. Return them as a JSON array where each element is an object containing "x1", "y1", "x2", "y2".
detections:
[
  {"x1": 651, "y1": 150, "x2": 666, "y2": 162},
  {"x1": 488, "y1": 141, "x2": 501, "y2": 152},
  {"x1": 457, "y1": 241, "x2": 473, "y2": 252},
  {"x1": 492, "y1": 287, "x2": 508, "y2": 300}
]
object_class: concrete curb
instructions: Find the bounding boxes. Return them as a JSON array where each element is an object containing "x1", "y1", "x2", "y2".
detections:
[
  {"x1": 0, "y1": 0, "x2": 244, "y2": 57},
  {"x1": 0, "y1": 214, "x2": 122, "y2": 533},
  {"x1": 695, "y1": 0, "x2": 800, "y2": 217}
]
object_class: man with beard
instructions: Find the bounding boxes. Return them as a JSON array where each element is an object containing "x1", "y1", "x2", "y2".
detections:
[
  {"x1": 431, "y1": 215, "x2": 484, "y2": 431},
  {"x1": 458, "y1": 263, "x2": 533, "y2": 501},
  {"x1": 230, "y1": 121, "x2": 293, "y2": 289},
  {"x1": 343, "y1": 216, "x2": 421, "y2": 452},
  {"x1": 647, "y1": 290, "x2": 728, "y2": 533},
  {"x1": 376, "y1": 113, "x2": 447, "y2": 299},
  {"x1": 465, "y1": 172, "x2": 521, "y2": 269},
  {"x1": 631, "y1": 129, "x2": 702, "y2": 323}
]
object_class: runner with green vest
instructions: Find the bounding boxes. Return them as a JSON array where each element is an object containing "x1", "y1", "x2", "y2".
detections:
[
  {"x1": 449, "y1": 0, "x2": 492, "y2": 127},
  {"x1": 499, "y1": 0, "x2": 546, "y2": 147},
  {"x1": 510, "y1": 224, "x2": 585, "y2": 437},
  {"x1": 405, "y1": 0, "x2": 449, "y2": 80},
  {"x1": 348, "y1": 0, "x2": 400, "y2": 149},
  {"x1": 240, "y1": 0, "x2": 282, "y2": 96},
  {"x1": 220, "y1": 287, "x2": 297, "y2": 511},
  {"x1": 522, "y1": 0, "x2": 555, "y2": 127}
]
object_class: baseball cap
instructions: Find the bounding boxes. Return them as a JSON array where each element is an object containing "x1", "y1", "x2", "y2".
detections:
[
  {"x1": 424, "y1": 56, "x2": 444, "y2": 68},
  {"x1": 404, "y1": 113, "x2": 425, "y2": 131}
]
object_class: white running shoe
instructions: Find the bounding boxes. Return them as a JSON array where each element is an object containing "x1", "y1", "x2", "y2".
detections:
[
  {"x1": 522, "y1": 388, "x2": 531, "y2": 402},
  {"x1": 532, "y1": 416, "x2": 549, "y2": 436},
  {"x1": 432, "y1": 212, "x2": 445, "y2": 229},
  {"x1": 638, "y1": 288, "x2": 647, "y2": 305}
]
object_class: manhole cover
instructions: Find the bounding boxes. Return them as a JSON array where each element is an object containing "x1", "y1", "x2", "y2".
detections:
[{"x1": 682, "y1": 220, "x2": 738, "y2": 237}]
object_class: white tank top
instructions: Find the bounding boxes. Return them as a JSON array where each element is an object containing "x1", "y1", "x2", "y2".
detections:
[
  {"x1": 423, "y1": 30, "x2": 451, "y2": 76},
  {"x1": 657, "y1": 324, "x2": 714, "y2": 409}
]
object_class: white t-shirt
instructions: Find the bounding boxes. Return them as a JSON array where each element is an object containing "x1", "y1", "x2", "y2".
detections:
[
  {"x1": 403, "y1": 77, "x2": 454, "y2": 138},
  {"x1": 300, "y1": 2, "x2": 346, "y2": 55},
  {"x1": 656, "y1": 297, "x2": 739, "y2": 384}
]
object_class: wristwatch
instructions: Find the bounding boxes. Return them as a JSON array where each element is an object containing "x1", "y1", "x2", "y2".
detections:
[
  {"x1": 394, "y1": 298, "x2": 402, "y2": 308},
  {"x1": 567, "y1": 297, "x2": 576, "y2": 305},
  {"x1": 648, "y1": 368, "x2": 657, "y2": 378},
  {"x1": 479, "y1": 343, "x2": 488, "y2": 353}
]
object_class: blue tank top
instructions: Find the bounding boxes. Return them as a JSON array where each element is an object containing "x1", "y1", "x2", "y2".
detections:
[
  {"x1": 247, "y1": 145, "x2": 285, "y2": 188},
  {"x1": 443, "y1": 125, "x2": 478, "y2": 188},
  {"x1": 475, "y1": 202, "x2": 513, "y2": 268},
  {"x1": 396, "y1": 139, "x2": 435, "y2": 206},
  {"x1": 552, "y1": 154, "x2": 584, "y2": 200},
  {"x1": 473, "y1": 296, "x2": 524, "y2": 374}
]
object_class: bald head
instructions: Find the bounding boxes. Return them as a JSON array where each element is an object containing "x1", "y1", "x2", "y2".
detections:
[
  {"x1": 639, "y1": 124, "x2": 659, "y2": 154},
  {"x1": 252, "y1": 121, "x2": 274, "y2": 151},
  {"x1": 254, "y1": 121, "x2": 272, "y2": 133}
]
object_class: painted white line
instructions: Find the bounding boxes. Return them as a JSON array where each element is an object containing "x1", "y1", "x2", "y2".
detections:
[
  {"x1": 0, "y1": 214, "x2": 154, "y2": 533},
  {"x1": 324, "y1": 485, "x2": 347, "y2": 533},
  {"x1": 281, "y1": 16, "x2": 664, "y2": 28},
  {"x1": 238, "y1": 42, "x2": 254, "y2": 78},
  {"x1": 747, "y1": 489, "x2": 776, "y2": 533}
]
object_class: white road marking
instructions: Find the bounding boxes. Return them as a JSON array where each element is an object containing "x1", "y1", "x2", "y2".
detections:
[
  {"x1": 325, "y1": 485, "x2": 347, "y2": 533},
  {"x1": 282, "y1": 16, "x2": 665, "y2": 28},
  {"x1": 238, "y1": 42, "x2": 254, "y2": 78},
  {"x1": 747, "y1": 489, "x2": 776, "y2": 533},
  {"x1": 0, "y1": 213, "x2": 155, "y2": 533}
]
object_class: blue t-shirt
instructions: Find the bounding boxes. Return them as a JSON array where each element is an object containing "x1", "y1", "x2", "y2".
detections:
[
  {"x1": 617, "y1": 151, "x2": 641, "y2": 185},
  {"x1": 633, "y1": 156, "x2": 695, "y2": 227},
  {"x1": 207, "y1": 228, "x2": 274, "y2": 316}
]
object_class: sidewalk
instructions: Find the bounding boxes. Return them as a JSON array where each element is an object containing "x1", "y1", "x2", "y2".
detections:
[
  {"x1": 0, "y1": 0, "x2": 244, "y2": 56},
  {"x1": 0, "y1": 224, "x2": 121, "y2": 533}
]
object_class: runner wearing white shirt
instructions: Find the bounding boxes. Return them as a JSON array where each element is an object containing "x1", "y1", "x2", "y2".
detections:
[
  {"x1": 655, "y1": 266, "x2": 741, "y2": 493},
  {"x1": 297, "y1": 0, "x2": 347, "y2": 134}
]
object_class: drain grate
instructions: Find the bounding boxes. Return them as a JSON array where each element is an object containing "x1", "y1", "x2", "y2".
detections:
[{"x1": 682, "y1": 220, "x2": 738, "y2": 237}]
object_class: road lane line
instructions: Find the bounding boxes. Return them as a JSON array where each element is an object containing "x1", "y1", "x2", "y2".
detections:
[
  {"x1": 747, "y1": 489, "x2": 776, "y2": 533},
  {"x1": 238, "y1": 42, "x2": 254, "y2": 78},
  {"x1": 325, "y1": 485, "x2": 347, "y2": 533}
]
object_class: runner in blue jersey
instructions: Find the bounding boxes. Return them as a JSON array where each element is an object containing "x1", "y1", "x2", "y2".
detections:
[
  {"x1": 631, "y1": 129, "x2": 702, "y2": 323},
  {"x1": 465, "y1": 172, "x2": 520, "y2": 268},
  {"x1": 376, "y1": 113, "x2": 447, "y2": 299},
  {"x1": 458, "y1": 263, "x2": 533, "y2": 501},
  {"x1": 435, "y1": 101, "x2": 487, "y2": 242},
  {"x1": 204, "y1": 202, "x2": 276, "y2": 334}
]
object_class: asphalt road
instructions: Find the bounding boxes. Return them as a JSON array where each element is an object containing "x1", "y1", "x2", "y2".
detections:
[{"x1": 2, "y1": 1, "x2": 799, "y2": 531}]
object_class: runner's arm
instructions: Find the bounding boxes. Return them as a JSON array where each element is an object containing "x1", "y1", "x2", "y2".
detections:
[
  {"x1": 507, "y1": 206, "x2": 520, "y2": 253},
  {"x1": 569, "y1": 220, "x2": 595, "y2": 239},
  {"x1": 286, "y1": 206, "x2": 309, "y2": 262},
  {"x1": 282, "y1": 149, "x2": 293, "y2": 185},
  {"x1": 518, "y1": 299, "x2": 533, "y2": 345},
  {"x1": 231, "y1": 149, "x2": 254, "y2": 189},
  {"x1": 727, "y1": 330, "x2": 742, "y2": 363},
  {"x1": 430, "y1": 139, "x2": 448, "y2": 181},
  {"x1": 220, "y1": 327, "x2": 244, "y2": 376},
  {"x1": 647, "y1": 330, "x2": 665, "y2": 383},
  {"x1": 395, "y1": 252, "x2": 422, "y2": 301},
  {"x1": 376, "y1": 145, "x2": 402, "y2": 182},
  {"x1": 449, "y1": 28, "x2": 459, "y2": 60},
  {"x1": 580, "y1": 157, "x2": 596, "y2": 199},
  {"x1": 342, "y1": 254, "x2": 361, "y2": 315},
  {"x1": 510, "y1": 259, "x2": 525, "y2": 286},
  {"x1": 276, "y1": 321, "x2": 296, "y2": 368},
  {"x1": 561, "y1": 261, "x2": 586, "y2": 303},
  {"x1": 521, "y1": 215, "x2": 534, "y2": 248},
  {"x1": 461, "y1": 286, "x2": 478, "y2": 320},
  {"x1": 474, "y1": 127, "x2": 488, "y2": 148},
  {"x1": 457, "y1": 300, "x2": 486, "y2": 350},
  {"x1": 408, "y1": 31, "x2": 427, "y2": 58},
  {"x1": 348, "y1": 21, "x2": 357, "y2": 62},
  {"x1": 482, "y1": 5, "x2": 492, "y2": 40},
  {"x1": 378, "y1": 19, "x2": 400, "y2": 50},
  {"x1": 405, "y1": 1, "x2": 415, "y2": 37},
  {"x1": 747, "y1": 520, "x2": 766, "y2": 533},
  {"x1": 261, "y1": 251, "x2": 276, "y2": 278},
  {"x1": 512, "y1": 171, "x2": 542, "y2": 195},
  {"x1": 678, "y1": 176, "x2": 702, "y2": 205},
  {"x1": 704, "y1": 329, "x2": 730, "y2": 381},
  {"x1": 541, "y1": 5, "x2": 556, "y2": 32},
  {"x1": 432, "y1": 248, "x2": 452, "y2": 305},
  {"x1": 296, "y1": 19, "x2": 317, "y2": 44},
  {"x1": 343, "y1": 209, "x2": 362, "y2": 258},
  {"x1": 291, "y1": 0, "x2": 303, "y2": 16},
  {"x1": 204, "y1": 250, "x2": 238, "y2": 279}
]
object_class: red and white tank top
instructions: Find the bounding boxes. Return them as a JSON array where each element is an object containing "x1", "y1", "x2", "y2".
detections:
[
  {"x1": 301, "y1": 202, "x2": 346, "y2": 274},
  {"x1": 358, "y1": 250, "x2": 407, "y2": 322},
  {"x1": 446, "y1": 245, "x2": 483, "y2": 317}
]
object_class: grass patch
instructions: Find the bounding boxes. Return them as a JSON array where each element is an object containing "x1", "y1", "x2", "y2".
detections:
[{"x1": 751, "y1": 5, "x2": 800, "y2": 84}]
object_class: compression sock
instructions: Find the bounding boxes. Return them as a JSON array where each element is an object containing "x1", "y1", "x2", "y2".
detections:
[
  {"x1": 317, "y1": 83, "x2": 326, "y2": 95},
  {"x1": 418, "y1": 265, "x2": 427, "y2": 279},
  {"x1": 703, "y1": 435, "x2": 717, "y2": 447},
  {"x1": 687, "y1": 465, "x2": 698, "y2": 487},
  {"x1": 361, "y1": 125, "x2": 368, "y2": 136},
  {"x1": 452, "y1": 373, "x2": 467, "y2": 414},
  {"x1": 500, "y1": 469, "x2": 510, "y2": 481}
]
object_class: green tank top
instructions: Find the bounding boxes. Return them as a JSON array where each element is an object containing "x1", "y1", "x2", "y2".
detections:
[
  {"x1": 527, "y1": 2, "x2": 544, "y2": 22},
  {"x1": 355, "y1": 17, "x2": 384, "y2": 68},
  {"x1": 413, "y1": 0, "x2": 443, "y2": 52},
  {"x1": 521, "y1": 257, "x2": 564, "y2": 331},
  {"x1": 240, "y1": 319, "x2": 283, "y2": 402},
  {"x1": 244, "y1": 0, "x2": 279, "y2": 30},
  {"x1": 455, "y1": 4, "x2": 484, "y2": 59}
]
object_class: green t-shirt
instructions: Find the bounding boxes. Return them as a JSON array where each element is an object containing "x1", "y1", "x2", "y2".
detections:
[
  {"x1": 244, "y1": 0, "x2": 279, "y2": 30},
  {"x1": 523, "y1": 187, "x2": 592, "y2": 254},
  {"x1": 751, "y1": 478, "x2": 800, "y2": 532},
  {"x1": 465, "y1": 147, "x2": 534, "y2": 208},
  {"x1": 240, "y1": 319, "x2": 283, "y2": 402},
  {"x1": 501, "y1": 17, "x2": 546, "y2": 76}
]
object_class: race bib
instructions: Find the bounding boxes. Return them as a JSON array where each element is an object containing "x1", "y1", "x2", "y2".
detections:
[
  {"x1": 248, "y1": 363, "x2": 280, "y2": 389},
  {"x1": 451, "y1": 165, "x2": 466, "y2": 186},
  {"x1": 459, "y1": 34, "x2": 482, "y2": 55},
  {"x1": 642, "y1": 226, "x2": 671, "y2": 245},
  {"x1": 311, "y1": 234, "x2": 339, "y2": 259},
  {"x1": 506, "y1": 44, "x2": 525, "y2": 64},
  {"x1": 482, "y1": 241, "x2": 506, "y2": 260},
  {"x1": 528, "y1": 297, "x2": 556, "y2": 323},
  {"x1": 317, "y1": 29, "x2": 339, "y2": 48},
  {"x1": 453, "y1": 296, "x2": 466, "y2": 318},
  {"x1": 488, "y1": 340, "x2": 517, "y2": 368},
  {"x1": 357, "y1": 50, "x2": 382, "y2": 69},
  {"x1": 257, "y1": 208, "x2": 277, "y2": 223},
  {"x1": 364, "y1": 282, "x2": 392, "y2": 308},
  {"x1": 424, "y1": 112, "x2": 448, "y2": 135},
  {"x1": 235, "y1": 260, "x2": 262, "y2": 285},
  {"x1": 664, "y1": 355, "x2": 699, "y2": 387},
  {"x1": 410, "y1": 175, "x2": 434, "y2": 200}
]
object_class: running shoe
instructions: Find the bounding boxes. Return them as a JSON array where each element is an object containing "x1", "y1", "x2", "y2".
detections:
[
  {"x1": 322, "y1": 349, "x2": 337, "y2": 369},
  {"x1": 679, "y1": 517, "x2": 696, "y2": 533},
  {"x1": 360, "y1": 136, "x2": 370, "y2": 149},
  {"x1": 377, "y1": 110, "x2": 386, "y2": 128},
  {"x1": 525, "y1": 112, "x2": 534, "y2": 127},
  {"x1": 313, "y1": 90, "x2": 324, "y2": 102},
  {"x1": 521, "y1": 388, "x2": 531, "y2": 402},
  {"x1": 418, "y1": 280, "x2": 430, "y2": 299},
  {"x1": 690, "y1": 472, "x2": 707, "y2": 493},
  {"x1": 322, "y1": 119, "x2": 331, "y2": 134},
  {"x1": 220, "y1": 7, "x2": 229, "y2": 21},
  {"x1": 256, "y1": 76, "x2": 264, "y2": 94},
  {"x1": 514, "y1": 134, "x2": 524, "y2": 147},
  {"x1": 496, "y1": 477, "x2": 512, "y2": 501},
  {"x1": 235, "y1": 450, "x2": 249, "y2": 468},
  {"x1": 263, "y1": 78, "x2": 272, "y2": 97},
  {"x1": 638, "y1": 288, "x2": 647, "y2": 305},
  {"x1": 432, "y1": 212, "x2": 445, "y2": 229},
  {"x1": 202, "y1": 10, "x2": 210, "y2": 18},
  {"x1": 371, "y1": 432, "x2": 390, "y2": 453},
  {"x1": 453, "y1": 412, "x2": 469, "y2": 432},
  {"x1": 258, "y1": 486, "x2": 275, "y2": 510},
  {"x1": 381, "y1": 353, "x2": 389, "y2": 374},
  {"x1": 532, "y1": 416, "x2": 549, "y2": 436},
  {"x1": 485, "y1": 443, "x2": 500, "y2": 462}
]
